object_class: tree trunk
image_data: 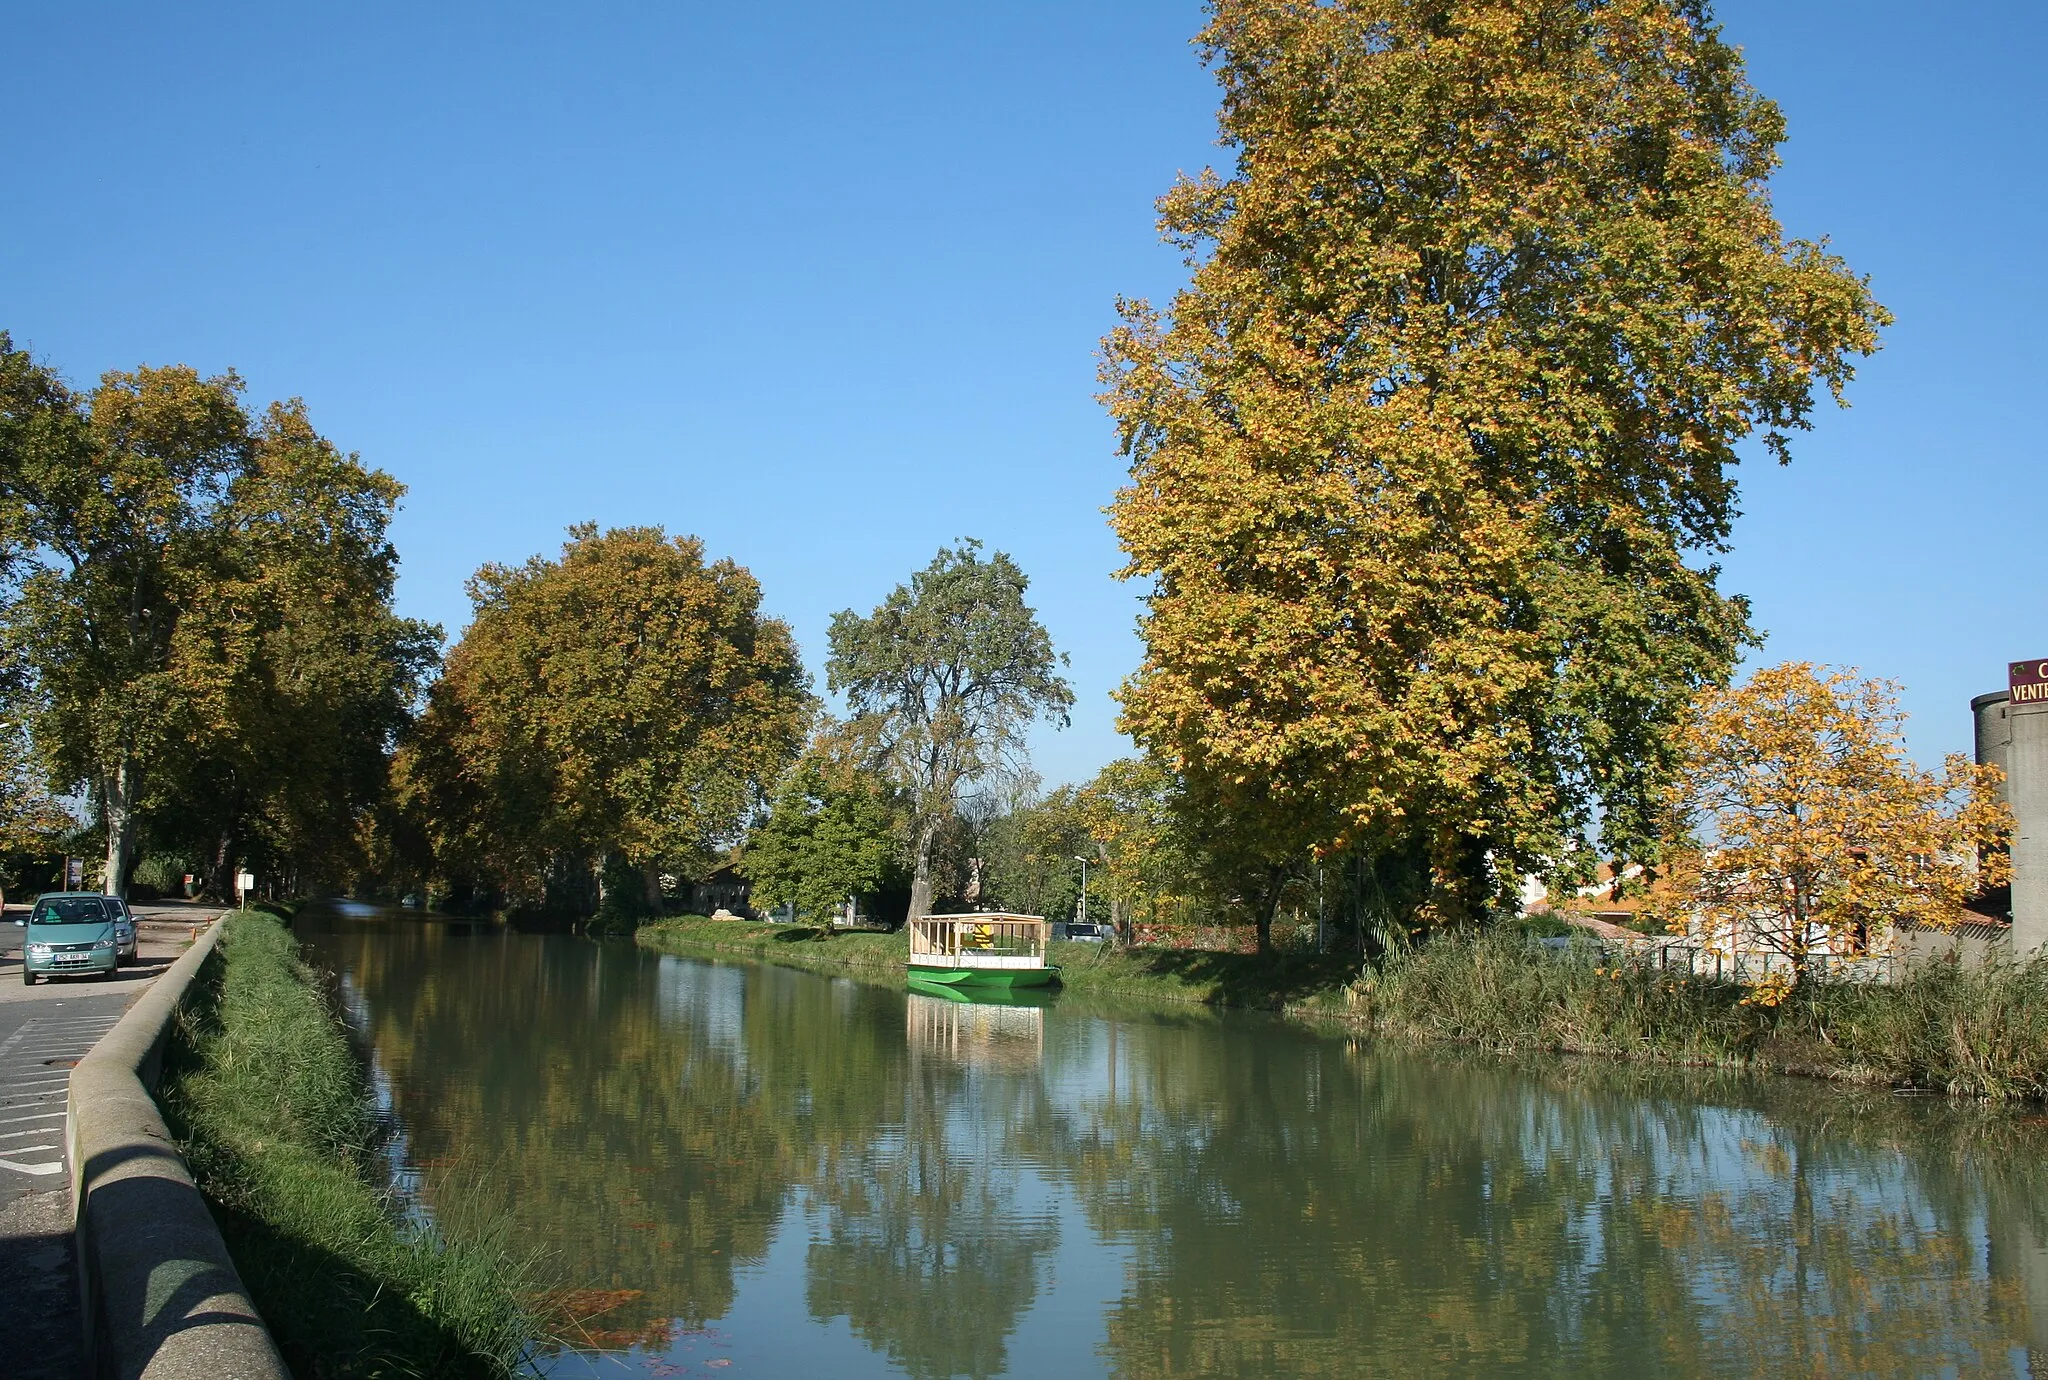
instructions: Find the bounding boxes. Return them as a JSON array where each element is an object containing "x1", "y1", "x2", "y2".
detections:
[
  {"x1": 211, "y1": 832, "x2": 236, "y2": 902},
  {"x1": 103, "y1": 758, "x2": 138, "y2": 899},
  {"x1": 641, "y1": 860, "x2": 664, "y2": 914},
  {"x1": 906, "y1": 819, "x2": 939, "y2": 928},
  {"x1": 1255, "y1": 864, "x2": 1285, "y2": 953}
]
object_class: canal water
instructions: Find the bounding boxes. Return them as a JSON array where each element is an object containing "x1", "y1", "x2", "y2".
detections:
[{"x1": 299, "y1": 905, "x2": 2048, "y2": 1378}]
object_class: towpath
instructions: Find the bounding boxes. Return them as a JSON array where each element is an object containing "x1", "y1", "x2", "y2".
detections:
[{"x1": 0, "y1": 900, "x2": 219, "y2": 1379}]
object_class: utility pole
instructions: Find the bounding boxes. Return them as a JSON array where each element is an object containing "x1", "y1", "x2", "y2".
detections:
[{"x1": 1316, "y1": 861, "x2": 1326, "y2": 955}]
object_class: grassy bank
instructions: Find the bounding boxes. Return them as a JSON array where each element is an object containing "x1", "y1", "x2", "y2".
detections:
[
  {"x1": 641, "y1": 916, "x2": 2048, "y2": 1101},
  {"x1": 637, "y1": 914, "x2": 1358, "y2": 1012},
  {"x1": 1360, "y1": 929, "x2": 2048, "y2": 1101},
  {"x1": 161, "y1": 910, "x2": 540, "y2": 1377}
]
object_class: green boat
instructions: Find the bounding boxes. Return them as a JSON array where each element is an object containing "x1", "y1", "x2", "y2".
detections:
[
  {"x1": 907, "y1": 913, "x2": 1060, "y2": 991},
  {"x1": 906, "y1": 976, "x2": 1060, "y2": 1007}
]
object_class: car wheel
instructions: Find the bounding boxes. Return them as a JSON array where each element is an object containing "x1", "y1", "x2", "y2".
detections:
[{"x1": 22, "y1": 970, "x2": 35, "y2": 986}]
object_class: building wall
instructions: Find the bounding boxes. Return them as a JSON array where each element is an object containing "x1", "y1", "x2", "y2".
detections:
[
  {"x1": 1890, "y1": 919, "x2": 2010, "y2": 970},
  {"x1": 1978, "y1": 688, "x2": 2048, "y2": 956}
]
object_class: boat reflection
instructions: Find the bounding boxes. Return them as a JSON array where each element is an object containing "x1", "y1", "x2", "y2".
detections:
[{"x1": 905, "y1": 984, "x2": 1048, "y2": 1068}]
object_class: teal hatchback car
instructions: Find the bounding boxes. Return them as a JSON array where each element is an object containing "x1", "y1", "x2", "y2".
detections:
[{"x1": 19, "y1": 892, "x2": 119, "y2": 984}]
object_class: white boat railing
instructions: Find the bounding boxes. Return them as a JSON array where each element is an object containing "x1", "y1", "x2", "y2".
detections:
[{"x1": 908, "y1": 913, "x2": 1049, "y2": 966}]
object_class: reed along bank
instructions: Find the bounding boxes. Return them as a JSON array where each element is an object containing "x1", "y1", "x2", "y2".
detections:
[{"x1": 640, "y1": 916, "x2": 2048, "y2": 1102}]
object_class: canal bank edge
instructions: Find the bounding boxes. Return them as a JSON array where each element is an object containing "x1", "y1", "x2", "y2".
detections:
[
  {"x1": 634, "y1": 916, "x2": 1358, "y2": 1016},
  {"x1": 67, "y1": 917, "x2": 289, "y2": 1380},
  {"x1": 636, "y1": 917, "x2": 2048, "y2": 1101}
]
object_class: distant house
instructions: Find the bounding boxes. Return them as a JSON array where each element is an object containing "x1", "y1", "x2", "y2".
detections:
[
  {"x1": 684, "y1": 867, "x2": 753, "y2": 918},
  {"x1": 1521, "y1": 861, "x2": 1660, "y2": 934},
  {"x1": 1524, "y1": 858, "x2": 2010, "y2": 981}
]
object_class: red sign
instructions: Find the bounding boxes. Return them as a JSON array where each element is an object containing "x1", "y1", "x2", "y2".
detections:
[{"x1": 2012, "y1": 658, "x2": 2048, "y2": 706}]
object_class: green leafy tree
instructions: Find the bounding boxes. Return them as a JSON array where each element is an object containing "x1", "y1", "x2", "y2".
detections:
[
  {"x1": 975, "y1": 782, "x2": 1093, "y2": 924},
  {"x1": 827, "y1": 542, "x2": 1073, "y2": 925},
  {"x1": 146, "y1": 402, "x2": 440, "y2": 894},
  {"x1": 0, "y1": 721, "x2": 76, "y2": 908},
  {"x1": 0, "y1": 341, "x2": 249, "y2": 892},
  {"x1": 1101, "y1": 1, "x2": 1890, "y2": 925},
  {"x1": 1076, "y1": 756, "x2": 1214, "y2": 942},
  {"x1": 743, "y1": 727, "x2": 907, "y2": 922},
  {"x1": 0, "y1": 335, "x2": 437, "y2": 897},
  {"x1": 403, "y1": 525, "x2": 812, "y2": 912}
]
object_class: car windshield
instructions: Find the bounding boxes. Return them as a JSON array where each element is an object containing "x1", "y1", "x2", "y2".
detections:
[{"x1": 31, "y1": 898, "x2": 106, "y2": 924}]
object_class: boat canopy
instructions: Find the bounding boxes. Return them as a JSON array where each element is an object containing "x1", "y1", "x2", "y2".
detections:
[{"x1": 908, "y1": 913, "x2": 1049, "y2": 970}]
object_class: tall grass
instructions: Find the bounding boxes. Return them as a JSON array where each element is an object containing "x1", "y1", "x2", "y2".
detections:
[
  {"x1": 642, "y1": 916, "x2": 2048, "y2": 1100},
  {"x1": 1360, "y1": 929, "x2": 2048, "y2": 1101},
  {"x1": 161, "y1": 911, "x2": 543, "y2": 1377}
]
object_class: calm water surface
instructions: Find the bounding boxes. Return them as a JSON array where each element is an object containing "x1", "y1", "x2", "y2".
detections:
[{"x1": 299, "y1": 906, "x2": 2048, "y2": 1378}]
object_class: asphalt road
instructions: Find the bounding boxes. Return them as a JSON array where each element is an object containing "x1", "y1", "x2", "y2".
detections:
[{"x1": 0, "y1": 900, "x2": 219, "y2": 1379}]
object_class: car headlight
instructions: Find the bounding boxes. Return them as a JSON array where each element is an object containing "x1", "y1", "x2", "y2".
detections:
[
  {"x1": 93, "y1": 937, "x2": 116, "y2": 950},
  {"x1": 27, "y1": 943, "x2": 50, "y2": 957}
]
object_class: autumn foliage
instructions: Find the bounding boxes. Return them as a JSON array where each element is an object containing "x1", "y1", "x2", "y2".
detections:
[
  {"x1": 0, "y1": 335, "x2": 438, "y2": 895},
  {"x1": 1652, "y1": 664, "x2": 2012, "y2": 994},
  {"x1": 1102, "y1": 0, "x2": 1889, "y2": 922},
  {"x1": 400, "y1": 525, "x2": 811, "y2": 911}
]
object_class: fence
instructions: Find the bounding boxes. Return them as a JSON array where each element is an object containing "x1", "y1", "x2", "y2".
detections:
[{"x1": 1534, "y1": 930, "x2": 1895, "y2": 985}]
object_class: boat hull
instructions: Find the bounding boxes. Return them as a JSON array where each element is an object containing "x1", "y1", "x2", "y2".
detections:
[
  {"x1": 906, "y1": 977, "x2": 1060, "y2": 1006},
  {"x1": 906, "y1": 964, "x2": 1060, "y2": 990}
]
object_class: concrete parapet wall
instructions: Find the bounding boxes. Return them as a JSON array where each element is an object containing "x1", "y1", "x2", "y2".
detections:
[{"x1": 67, "y1": 918, "x2": 288, "y2": 1379}]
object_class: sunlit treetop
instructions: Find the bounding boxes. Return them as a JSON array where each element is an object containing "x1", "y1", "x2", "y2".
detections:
[{"x1": 1103, "y1": 0, "x2": 1890, "y2": 916}]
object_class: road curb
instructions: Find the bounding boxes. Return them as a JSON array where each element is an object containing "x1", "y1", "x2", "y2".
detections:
[{"x1": 67, "y1": 917, "x2": 288, "y2": 1379}]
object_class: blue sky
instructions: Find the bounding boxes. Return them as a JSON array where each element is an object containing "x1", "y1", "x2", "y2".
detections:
[{"x1": 5, "y1": 2, "x2": 2042, "y2": 787}]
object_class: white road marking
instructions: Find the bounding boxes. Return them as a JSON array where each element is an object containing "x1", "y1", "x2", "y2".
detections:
[
  {"x1": 0, "y1": 1009, "x2": 124, "y2": 1183},
  {"x1": 0, "y1": 1158, "x2": 61, "y2": 1176}
]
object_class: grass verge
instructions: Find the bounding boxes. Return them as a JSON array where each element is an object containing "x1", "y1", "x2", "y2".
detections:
[
  {"x1": 636, "y1": 914, "x2": 1358, "y2": 1012},
  {"x1": 160, "y1": 910, "x2": 541, "y2": 1377}
]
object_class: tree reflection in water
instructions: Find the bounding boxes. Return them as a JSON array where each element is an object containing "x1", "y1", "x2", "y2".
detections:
[{"x1": 303, "y1": 910, "x2": 2048, "y2": 1378}]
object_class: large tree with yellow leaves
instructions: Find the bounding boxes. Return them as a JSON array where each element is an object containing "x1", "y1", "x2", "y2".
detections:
[
  {"x1": 401, "y1": 525, "x2": 811, "y2": 912},
  {"x1": 1103, "y1": 0, "x2": 1890, "y2": 925}
]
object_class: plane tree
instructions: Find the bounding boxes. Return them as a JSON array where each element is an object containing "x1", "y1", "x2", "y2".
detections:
[
  {"x1": 402, "y1": 524, "x2": 811, "y2": 912},
  {"x1": 1102, "y1": 0, "x2": 1891, "y2": 925},
  {"x1": 0, "y1": 335, "x2": 434, "y2": 895}
]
